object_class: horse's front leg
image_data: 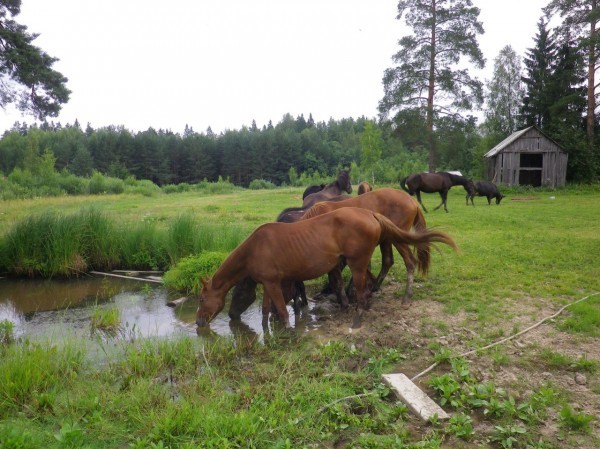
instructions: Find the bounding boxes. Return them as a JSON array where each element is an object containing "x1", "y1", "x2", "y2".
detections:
[{"x1": 263, "y1": 282, "x2": 291, "y2": 328}]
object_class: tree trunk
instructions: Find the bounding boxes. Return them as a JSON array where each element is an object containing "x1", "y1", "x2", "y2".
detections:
[
  {"x1": 587, "y1": 10, "x2": 596, "y2": 146},
  {"x1": 427, "y1": 1, "x2": 437, "y2": 172}
]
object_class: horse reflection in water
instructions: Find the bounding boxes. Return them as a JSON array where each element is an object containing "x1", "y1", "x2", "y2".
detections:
[{"x1": 196, "y1": 207, "x2": 456, "y2": 329}]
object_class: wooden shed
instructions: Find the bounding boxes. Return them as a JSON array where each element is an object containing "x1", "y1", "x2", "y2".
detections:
[{"x1": 484, "y1": 126, "x2": 568, "y2": 187}]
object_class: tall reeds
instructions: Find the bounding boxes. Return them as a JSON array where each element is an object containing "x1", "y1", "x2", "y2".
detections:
[{"x1": 0, "y1": 209, "x2": 247, "y2": 278}]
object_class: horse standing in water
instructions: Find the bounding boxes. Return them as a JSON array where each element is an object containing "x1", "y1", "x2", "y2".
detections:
[{"x1": 197, "y1": 207, "x2": 456, "y2": 329}]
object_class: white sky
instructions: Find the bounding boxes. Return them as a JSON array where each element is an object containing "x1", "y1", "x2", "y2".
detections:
[{"x1": 0, "y1": 0, "x2": 549, "y2": 135}]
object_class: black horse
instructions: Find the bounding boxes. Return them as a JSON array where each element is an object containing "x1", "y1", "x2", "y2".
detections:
[
  {"x1": 400, "y1": 171, "x2": 475, "y2": 213},
  {"x1": 466, "y1": 180, "x2": 505, "y2": 206}
]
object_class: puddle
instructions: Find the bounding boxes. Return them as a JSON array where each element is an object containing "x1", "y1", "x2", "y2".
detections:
[{"x1": 0, "y1": 276, "x2": 321, "y2": 343}]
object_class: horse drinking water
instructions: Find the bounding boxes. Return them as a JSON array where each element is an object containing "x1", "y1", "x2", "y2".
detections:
[
  {"x1": 400, "y1": 171, "x2": 475, "y2": 213},
  {"x1": 196, "y1": 207, "x2": 456, "y2": 329}
]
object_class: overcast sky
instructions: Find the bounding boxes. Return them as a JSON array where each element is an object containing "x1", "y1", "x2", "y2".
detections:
[{"x1": 0, "y1": 0, "x2": 549, "y2": 135}]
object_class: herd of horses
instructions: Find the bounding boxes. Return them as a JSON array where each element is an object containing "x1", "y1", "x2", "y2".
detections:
[{"x1": 196, "y1": 170, "x2": 504, "y2": 330}]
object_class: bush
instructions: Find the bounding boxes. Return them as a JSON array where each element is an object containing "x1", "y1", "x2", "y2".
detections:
[
  {"x1": 248, "y1": 179, "x2": 276, "y2": 190},
  {"x1": 163, "y1": 251, "x2": 228, "y2": 294}
]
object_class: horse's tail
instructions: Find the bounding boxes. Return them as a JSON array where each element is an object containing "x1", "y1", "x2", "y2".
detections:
[
  {"x1": 373, "y1": 212, "x2": 458, "y2": 276},
  {"x1": 399, "y1": 176, "x2": 409, "y2": 193},
  {"x1": 411, "y1": 204, "x2": 431, "y2": 275},
  {"x1": 276, "y1": 206, "x2": 305, "y2": 223}
]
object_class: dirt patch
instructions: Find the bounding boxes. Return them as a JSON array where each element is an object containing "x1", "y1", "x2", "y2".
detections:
[{"x1": 309, "y1": 283, "x2": 600, "y2": 446}]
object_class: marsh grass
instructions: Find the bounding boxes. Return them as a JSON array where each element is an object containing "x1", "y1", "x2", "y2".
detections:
[{"x1": 90, "y1": 306, "x2": 121, "y2": 335}]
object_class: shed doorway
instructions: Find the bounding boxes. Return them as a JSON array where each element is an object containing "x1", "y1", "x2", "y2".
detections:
[{"x1": 519, "y1": 153, "x2": 542, "y2": 187}]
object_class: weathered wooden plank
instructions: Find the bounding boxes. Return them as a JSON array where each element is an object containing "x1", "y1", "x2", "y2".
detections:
[
  {"x1": 90, "y1": 271, "x2": 163, "y2": 284},
  {"x1": 146, "y1": 276, "x2": 163, "y2": 281},
  {"x1": 382, "y1": 373, "x2": 449, "y2": 422},
  {"x1": 167, "y1": 297, "x2": 188, "y2": 307}
]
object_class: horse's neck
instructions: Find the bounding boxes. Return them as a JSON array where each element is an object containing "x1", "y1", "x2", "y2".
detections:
[
  {"x1": 448, "y1": 173, "x2": 467, "y2": 186},
  {"x1": 210, "y1": 251, "x2": 249, "y2": 294}
]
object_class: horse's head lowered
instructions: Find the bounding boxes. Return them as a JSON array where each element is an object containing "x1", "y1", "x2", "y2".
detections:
[{"x1": 195, "y1": 277, "x2": 225, "y2": 326}]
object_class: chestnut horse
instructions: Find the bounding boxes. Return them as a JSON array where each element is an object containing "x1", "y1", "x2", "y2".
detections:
[
  {"x1": 196, "y1": 207, "x2": 456, "y2": 328},
  {"x1": 400, "y1": 171, "x2": 475, "y2": 213},
  {"x1": 357, "y1": 181, "x2": 373, "y2": 195},
  {"x1": 301, "y1": 188, "x2": 429, "y2": 306}
]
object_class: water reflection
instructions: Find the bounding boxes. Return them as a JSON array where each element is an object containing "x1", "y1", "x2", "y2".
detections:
[{"x1": 0, "y1": 277, "x2": 320, "y2": 342}]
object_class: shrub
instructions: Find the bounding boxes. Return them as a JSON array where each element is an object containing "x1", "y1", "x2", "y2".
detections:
[
  {"x1": 248, "y1": 179, "x2": 276, "y2": 190},
  {"x1": 163, "y1": 251, "x2": 228, "y2": 294}
]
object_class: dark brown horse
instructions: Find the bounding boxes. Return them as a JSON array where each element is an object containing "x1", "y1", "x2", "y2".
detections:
[
  {"x1": 276, "y1": 170, "x2": 352, "y2": 223},
  {"x1": 400, "y1": 171, "x2": 475, "y2": 213},
  {"x1": 302, "y1": 183, "x2": 326, "y2": 199},
  {"x1": 301, "y1": 188, "x2": 429, "y2": 306},
  {"x1": 301, "y1": 169, "x2": 352, "y2": 208},
  {"x1": 196, "y1": 207, "x2": 456, "y2": 328}
]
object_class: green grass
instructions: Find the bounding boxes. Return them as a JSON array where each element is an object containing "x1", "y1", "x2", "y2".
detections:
[{"x1": 0, "y1": 184, "x2": 599, "y2": 448}]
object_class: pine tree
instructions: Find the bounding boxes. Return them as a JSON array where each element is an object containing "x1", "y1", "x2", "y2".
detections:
[
  {"x1": 0, "y1": 1, "x2": 70, "y2": 119},
  {"x1": 379, "y1": 0, "x2": 484, "y2": 172}
]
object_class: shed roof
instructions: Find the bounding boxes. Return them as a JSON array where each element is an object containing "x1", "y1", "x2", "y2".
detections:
[
  {"x1": 484, "y1": 126, "x2": 533, "y2": 158},
  {"x1": 484, "y1": 125, "x2": 566, "y2": 158}
]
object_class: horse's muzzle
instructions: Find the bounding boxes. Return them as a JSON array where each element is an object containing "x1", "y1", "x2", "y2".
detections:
[{"x1": 196, "y1": 317, "x2": 209, "y2": 327}]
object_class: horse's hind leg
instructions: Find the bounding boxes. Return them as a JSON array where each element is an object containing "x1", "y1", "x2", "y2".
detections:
[
  {"x1": 393, "y1": 243, "x2": 417, "y2": 308},
  {"x1": 373, "y1": 242, "x2": 394, "y2": 290},
  {"x1": 416, "y1": 190, "x2": 428, "y2": 213},
  {"x1": 329, "y1": 265, "x2": 349, "y2": 309},
  {"x1": 433, "y1": 191, "x2": 448, "y2": 212}
]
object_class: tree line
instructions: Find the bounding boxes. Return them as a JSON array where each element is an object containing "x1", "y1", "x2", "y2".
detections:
[{"x1": 1, "y1": 0, "x2": 599, "y2": 186}]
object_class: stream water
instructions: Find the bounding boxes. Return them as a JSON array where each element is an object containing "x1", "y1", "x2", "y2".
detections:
[{"x1": 0, "y1": 275, "x2": 320, "y2": 343}]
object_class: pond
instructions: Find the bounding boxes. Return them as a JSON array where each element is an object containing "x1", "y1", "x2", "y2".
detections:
[{"x1": 0, "y1": 274, "x2": 322, "y2": 343}]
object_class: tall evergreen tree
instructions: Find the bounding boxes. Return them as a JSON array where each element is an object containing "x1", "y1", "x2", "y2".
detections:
[
  {"x1": 521, "y1": 18, "x2": 556, "y2": 128},
  {"x1": 485, "y1": 46, "x2": 525, "y2": 136},
  {"x1": 544, "y1": 0, "x2": 600, "y2": 146},
  {"x1": 379, "y1": 0, "x2": 484, "y2": 172},
  {"x1": 0, "y1": 0, "x2": 70, "y2": 119}
]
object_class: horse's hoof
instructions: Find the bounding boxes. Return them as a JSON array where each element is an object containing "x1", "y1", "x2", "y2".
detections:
[
  {"x1": 351, "y1": 314, "x2": 362, "y2": 329},
  {"x1": 400, "y1": 302, "x2": 411, "y2": 310}
]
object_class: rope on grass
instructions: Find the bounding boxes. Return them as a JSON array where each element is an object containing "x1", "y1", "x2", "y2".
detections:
[{"x1": 410, "y1": 291, "x2": 600, "y2": 382}]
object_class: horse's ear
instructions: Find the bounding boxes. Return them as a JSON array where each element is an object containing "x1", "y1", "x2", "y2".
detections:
[{"x1": 200, "y1": 277, "x2": 208, "y2": 288}]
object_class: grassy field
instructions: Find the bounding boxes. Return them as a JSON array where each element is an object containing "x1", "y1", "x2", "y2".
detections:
[{"x1": 0, "y1": 184, "x2": 599, "y2": 448}]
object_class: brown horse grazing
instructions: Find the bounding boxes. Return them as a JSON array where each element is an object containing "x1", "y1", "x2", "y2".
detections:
[
  {"x1": 400, "y1": 172, "x2": 476, "y2": 213},
  {"x1": 358, "y1": 181, "x2": 373, "y2": 195},
  {"x1": 196, "y1": 207, "x2": 457, "y2": 328},
  {"x1": 302, "y1": 188, "x2": 429, "y2": 306}
]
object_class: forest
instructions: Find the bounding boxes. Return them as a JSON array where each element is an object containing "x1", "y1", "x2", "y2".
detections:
[{"x1": 0, "y1": 0, "x2": 599, "y2": 192}]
